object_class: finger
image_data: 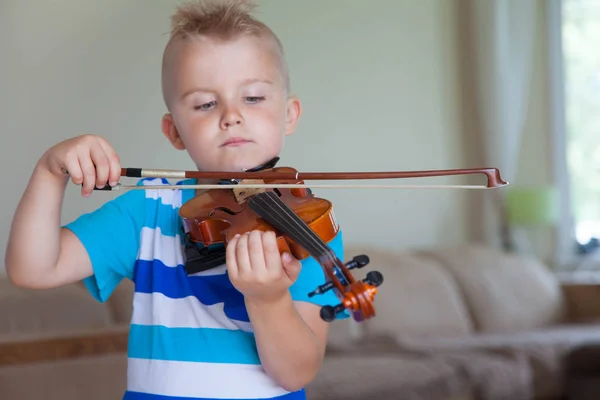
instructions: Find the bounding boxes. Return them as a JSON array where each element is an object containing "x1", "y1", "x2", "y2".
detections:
[
  {"x1": 226, "y1": 234, "x2": 240, "y2": 279},
  {"x1": 281, "y1": 252, "x2": 302, "y2": 281},
  {"x1": 63, "y1": 156, "x2": 84, "y2": 186},
  {"x1": 98, "y1": 139, "x2": 121, "y2": 186},
  {"x1": 78, "y1": 152, "x2": 97, "y2": 197},
  {"x1": 235, "y1": 232, "x2": 252, "y2": 276},
  {"x1": 89, "y1": 144, "x2": 110, "y2": 188},
  {"x1": 262, "y1": 231, "x2": 282, "y2": 272},
  {"x1": 248, "y1": 230, "x2": 267, "y2": 273}
]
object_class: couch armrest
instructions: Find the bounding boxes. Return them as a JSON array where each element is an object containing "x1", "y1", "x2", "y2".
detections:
[
  {"x1": 0, "y1": 325, "x2": 129, "y2": 366},
  {"x1": 561, "y1": 283, "x2": 600, "y2": 322}
]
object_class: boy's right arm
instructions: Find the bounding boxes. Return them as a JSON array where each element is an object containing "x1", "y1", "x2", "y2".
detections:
[{"x1": 5, "y1": 134, "x2": 121, "y2": 289}]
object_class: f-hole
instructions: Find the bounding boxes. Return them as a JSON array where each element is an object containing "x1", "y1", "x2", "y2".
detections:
[{"x1": 209, "y1": 207, "x2": 240, "y2": 217}]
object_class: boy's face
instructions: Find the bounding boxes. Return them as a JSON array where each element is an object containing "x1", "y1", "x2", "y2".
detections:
[{"x1": 162, "y1": 34, "x2": 300, "y2": 173}]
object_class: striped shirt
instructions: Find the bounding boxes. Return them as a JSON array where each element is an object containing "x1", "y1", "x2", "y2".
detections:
[{"x1": 64, "y1": 177, "x2": 345, "y2": 400}]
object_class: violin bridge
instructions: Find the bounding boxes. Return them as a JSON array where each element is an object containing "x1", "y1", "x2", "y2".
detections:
[{"x1": 233, "y1": 179, "x2": 266, "y2": 203}]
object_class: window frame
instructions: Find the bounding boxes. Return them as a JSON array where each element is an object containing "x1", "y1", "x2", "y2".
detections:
[{"x1": 548, "y1": 0, "x2": 600, "y2": 272}]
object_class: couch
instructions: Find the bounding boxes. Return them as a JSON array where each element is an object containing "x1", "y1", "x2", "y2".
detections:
[
  {"x1": 308, "y1": 244, "x2": 600, "y2": 400},
  {"x1": 2, "y1": 244, "x2": 600, "y2": 399}
]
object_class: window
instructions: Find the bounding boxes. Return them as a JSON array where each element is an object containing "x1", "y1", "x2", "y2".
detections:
[
  {"x1": 561, "y1": 0, "x2": 600, "y2": 255},
  {"x1": 549, "y1": 0, "x2": 600, "y2": 270}
]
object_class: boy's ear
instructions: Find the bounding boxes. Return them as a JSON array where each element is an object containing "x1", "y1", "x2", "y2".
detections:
[
  {"x1": 161, "y1": 113, "x2": 186, "y2": 150},
  {"x1": 285, "y1": 95, "x2": 302, "y2": 136}
]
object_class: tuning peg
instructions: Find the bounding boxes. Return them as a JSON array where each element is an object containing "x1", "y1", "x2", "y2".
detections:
[
  {"x1": 308, "y1": 281, "x2": 334, "y2": 297},
  {"x1": 308, "y1": 255, "x2": 373, "y2": 298},
  {"x1": 346, "y1": 254, "x2": 369, "y2": 270},
  {"x1": 320, "y1": 303, "x2": 346, "y2": 322},
  {"x1": 364, "y1": 270, "x2": 384, "y2": 287}
]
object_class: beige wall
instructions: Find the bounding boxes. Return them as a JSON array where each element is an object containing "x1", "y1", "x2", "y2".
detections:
[{"x1": 0, "y1": 0, "x2": 505, "y2": 275}]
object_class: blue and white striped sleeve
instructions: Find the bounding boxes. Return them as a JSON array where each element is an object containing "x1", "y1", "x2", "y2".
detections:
[{"x1": 63, "y1": 189, "x2": 146, "y2": 303}]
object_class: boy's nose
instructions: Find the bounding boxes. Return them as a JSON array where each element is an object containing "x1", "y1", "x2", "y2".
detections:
[
  {"x1": 220, "y1": 109, "x2": 243, "y2": 129},
  {"x1": 223, "y1": 119, "x2": 242, "y2": 127}
]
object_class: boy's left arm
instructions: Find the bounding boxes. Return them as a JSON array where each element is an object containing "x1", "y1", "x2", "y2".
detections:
[
  {"x1": 226, "y1": 230, "x2": 345, "y2": 392},
  {"x1": 245, "y1": 292, "x2": 329, "y2": 392}
]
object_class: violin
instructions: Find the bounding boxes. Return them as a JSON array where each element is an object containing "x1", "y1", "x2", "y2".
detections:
[{"x1": 89, "y1": 158, "x2": 508, "y2": 323}]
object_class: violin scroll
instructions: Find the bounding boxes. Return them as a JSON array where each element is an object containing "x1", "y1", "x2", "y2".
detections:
[{"x1": 308, "y1": 254, "x2": 384, "y2": 322}]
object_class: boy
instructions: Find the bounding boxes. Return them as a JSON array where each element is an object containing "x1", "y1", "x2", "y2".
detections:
[{"x1": 4, "y1": 0, "x2": 345, "y2": 399}]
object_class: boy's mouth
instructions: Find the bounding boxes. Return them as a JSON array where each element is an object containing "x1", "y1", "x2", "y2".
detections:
[{"x1": 221, "y1": 137, "x2": 252, "y2": 147}]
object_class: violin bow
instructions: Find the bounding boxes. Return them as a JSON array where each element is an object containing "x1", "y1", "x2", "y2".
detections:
[{"x1": 89, "y1": 167, "x2": 508, "y2": 191}]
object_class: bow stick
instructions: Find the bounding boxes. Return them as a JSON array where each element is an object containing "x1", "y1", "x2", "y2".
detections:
[{"x1": 84, "y1": 167, "x2": 508, "y2": 191}]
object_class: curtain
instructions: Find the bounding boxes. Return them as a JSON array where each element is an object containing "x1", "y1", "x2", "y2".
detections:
[{"x1": 462, "y1": 0, "x2": 541, "y2": 249}]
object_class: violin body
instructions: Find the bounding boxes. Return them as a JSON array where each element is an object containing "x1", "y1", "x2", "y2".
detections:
[
  {"x1": 179, "y1": 167, "x2": 340, "y2": 261},
  {"x1": 178, "y1": 166, "x2": 383, "y2": 322}
]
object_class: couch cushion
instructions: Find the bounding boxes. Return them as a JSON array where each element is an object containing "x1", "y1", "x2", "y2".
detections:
[
  {"x1": 325, "y1": 330, "x2": 534, "y2": 399},
  {"x1": 430, "y1": 350, "x2": 533, "y2": 400},
  {"x1": 306, "y1": 353, "x2": 469, "y2": 400},
  {"x1": 395, "y1": 323, "x2": 600, "y2": 399},
  {"x1": 344, "y1": 245, "x2": 474, "y2": 340},
  {"x1": 419, "y1": 245, "x2": 566, "y2": 333}
]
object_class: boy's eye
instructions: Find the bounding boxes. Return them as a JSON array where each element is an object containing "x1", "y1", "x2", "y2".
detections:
[
  {"x1": 194, "y1": 101, "x2": 216, "y2": 110},
  {"x1": 245, "y1": 96, "x2": 265, "y2": 103}
]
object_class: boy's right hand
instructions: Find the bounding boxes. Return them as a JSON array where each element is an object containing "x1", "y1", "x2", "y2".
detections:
[
  {"x1": 38, "y1": 134, "x2": 121, "y2": 197},
  {"x1": 5, "y1": 134, "x2": 121, "y2": 289}
]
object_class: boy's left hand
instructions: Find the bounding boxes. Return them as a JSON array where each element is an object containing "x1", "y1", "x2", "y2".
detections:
[{"x1": 226, "y1": 230, "x2": 302, "y2": 303}]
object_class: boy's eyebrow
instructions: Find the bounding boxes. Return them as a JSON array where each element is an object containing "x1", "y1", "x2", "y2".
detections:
[
  {"x1": 241, "y1": 78, "x2": 274, "y2": 85},
  {"x1": 180, "y1": 79, "x2": 274, "y2": 99}
]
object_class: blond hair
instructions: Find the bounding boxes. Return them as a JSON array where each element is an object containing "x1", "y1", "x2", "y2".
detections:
[{"x1": 162, "y1": 0, "x2": 290, "y2": 109}]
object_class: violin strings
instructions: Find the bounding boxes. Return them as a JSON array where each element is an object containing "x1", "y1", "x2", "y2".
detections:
[
  {"x1": 262, "y1": 196, "x2": 341, "y2": 270},
  {"x1": 248, "y1": 193, "x2": 326, "y2": 257},
  {"x1": 257, "y1": 192, "x2": 334, "y2": 262},
  {"x1": 258, "y1": 191, "x2": 339, "y2": 265},
  {"x1": 248, "y1": 192, "x2": 337, "y2": 264},
  {"x1": 261, "y1": 192, "x2": 336, "y2": 263},
  {"x1": 257, "y1": 193, "x2": 337, "y2": 266},
  {"x1": 260, "y1": 192, "x2": 338, "y2": 264}
]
